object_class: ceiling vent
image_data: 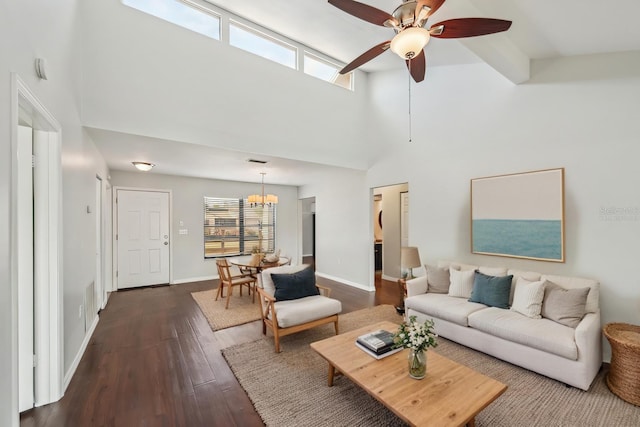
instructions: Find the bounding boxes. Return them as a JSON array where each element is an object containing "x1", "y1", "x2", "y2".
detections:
[{"x1": 247, "y1": 159, "x2": 268, "y2": 164}]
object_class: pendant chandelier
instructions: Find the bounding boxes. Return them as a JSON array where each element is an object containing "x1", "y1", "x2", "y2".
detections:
[{"x1": 247, "y1": 172, "x2": 278, "y2": 207}]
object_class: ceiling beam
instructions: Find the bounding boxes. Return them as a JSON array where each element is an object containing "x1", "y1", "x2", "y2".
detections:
[
  {"x1": 436, "y1": 0, "x2": 530, "y2": 84},
  {"x1": 459, "y1": 35, "x2": 530, "y2": 84}
]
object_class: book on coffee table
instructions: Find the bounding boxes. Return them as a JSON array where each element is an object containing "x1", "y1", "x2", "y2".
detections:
[
  {"x1": 355, "y1": 341, "x2": 403, "y2": 359},
  {"x1": 356, "y1": 329, "x2": 401, "y2": 359}
]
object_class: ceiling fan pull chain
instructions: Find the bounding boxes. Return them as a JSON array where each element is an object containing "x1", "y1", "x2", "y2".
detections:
[{"x1": 408, "y1": 59, "x2": 412, "y2": 143}]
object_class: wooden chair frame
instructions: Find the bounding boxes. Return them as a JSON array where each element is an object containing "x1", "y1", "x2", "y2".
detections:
[
  {"x1": 215, "y1": 259, "x2": 257, "y2": 309},
  {"x1": 256, "y1": 284, "x2": 339, "y2": 353}
]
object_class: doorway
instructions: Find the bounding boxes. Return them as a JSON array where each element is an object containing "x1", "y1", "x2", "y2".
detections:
[
  {"x1": 95, "y1": 176, "x2": 103, "y2": 311},
  {"x1": 371, "y1": 183, "x2": 409, "y2": 281},
  {"x1": 301, "y1": 197, "x2": 316, "y2": 270},
  {"x1": 12, "y1": 74, "x2": 64, "y2": 419}
]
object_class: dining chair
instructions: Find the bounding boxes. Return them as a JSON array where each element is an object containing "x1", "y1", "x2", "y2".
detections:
[{"x1": 215, "y1": 259, "x2": 257, "y2": 308}]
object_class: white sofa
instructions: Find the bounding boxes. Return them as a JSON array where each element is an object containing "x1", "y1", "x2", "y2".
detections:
[{"x1": 404, "y1": 261, "x2": 602, "y2": 391}]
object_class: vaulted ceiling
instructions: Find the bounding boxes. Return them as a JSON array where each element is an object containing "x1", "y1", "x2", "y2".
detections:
[
  {"x1": 92, "y1": 0, "x2": 640, "y2": 184},
  {"x1": 205, "y1": 0, "x2": 640, "y2": 83}
]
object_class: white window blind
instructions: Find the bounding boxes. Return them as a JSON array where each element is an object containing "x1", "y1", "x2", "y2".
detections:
[{"x1": 204, "y1": 197, "x2": 276, "y2": 258}]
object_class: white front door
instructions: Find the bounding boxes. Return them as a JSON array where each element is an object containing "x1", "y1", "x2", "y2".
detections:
[{"x1": 117, "y1": 190, "x2": 170, "y2": 289}]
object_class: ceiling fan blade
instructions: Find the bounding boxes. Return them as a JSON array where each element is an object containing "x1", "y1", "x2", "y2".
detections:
[
  {"x1": 429, "y1": 18, "x2": 512, "y2": 39},
  {"x1": 328, "y1": 0, "x2": 396, "y2": 27},
  {"x1": 340, "y1": 41, "x2": 391, "y2": 74},
  {"x1": 405, "y1": 50, "x2": 426, "y2": 83},
  {"x1": 415, "y1": 0, "x2": 446, "y2": 20}
]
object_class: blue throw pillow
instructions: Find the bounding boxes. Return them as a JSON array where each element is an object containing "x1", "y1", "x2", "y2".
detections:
[
  {"x1": 468, "y1": 271, "x2": 513, "y2": 309},
  {"x1": 271, "y1": 266, "x2": 320, "y2": 301}
]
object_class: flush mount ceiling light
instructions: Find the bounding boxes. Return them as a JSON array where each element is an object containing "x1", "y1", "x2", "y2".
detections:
[{"x1": 132, "y1": 161, "x2": 155, "y2": 172}]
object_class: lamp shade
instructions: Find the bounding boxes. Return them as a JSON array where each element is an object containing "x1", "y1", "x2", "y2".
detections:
[
  {"x1": 265, "y1": 194, "x2": 278, "y2": 204},
  {"x1": 401, "y1": 246, "x2": 421, "y2": 269},
  {"x1": 390, "y1": 27, "x2": 431, "y2": 59}
]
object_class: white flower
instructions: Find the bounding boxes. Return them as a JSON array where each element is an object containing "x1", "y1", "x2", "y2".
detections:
[{"x1": 394, "y1": 316, "x2": 438, "y2": 352}]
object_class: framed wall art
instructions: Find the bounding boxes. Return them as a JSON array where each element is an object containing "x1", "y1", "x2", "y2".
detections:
[{"x1": 471, "y1": 168, "x2": 565, "y2": 262}]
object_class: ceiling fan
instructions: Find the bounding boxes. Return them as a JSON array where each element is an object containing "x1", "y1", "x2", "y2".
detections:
[{"x1": 328, "y1": 0, "x2": 512, "y2": 82}]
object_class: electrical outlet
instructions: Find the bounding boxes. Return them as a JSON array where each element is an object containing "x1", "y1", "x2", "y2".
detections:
[{"x1": 78, "y1": 305, "x2": 83, "y2": 319}]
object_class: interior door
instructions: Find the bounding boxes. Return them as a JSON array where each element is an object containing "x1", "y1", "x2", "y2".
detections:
[
  {"x1": 18, "y1": 125, "x2": 34, "y2": 412},
  {"x1": 117, "y1": 190, "x2": 170, "y2": 289},
  {"x1": 95, "y1": 177, "x2": 103, "y2": 309}
]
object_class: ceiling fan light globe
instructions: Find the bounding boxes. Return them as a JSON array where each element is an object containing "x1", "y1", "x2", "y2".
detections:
[{"x1": 390, "y1": 27, "x2": 430, "y2": 59}]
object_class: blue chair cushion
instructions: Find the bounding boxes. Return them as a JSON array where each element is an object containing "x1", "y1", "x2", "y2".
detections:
[{"x1": 271, "y1": 266, "x2": 320, "y2": 301}]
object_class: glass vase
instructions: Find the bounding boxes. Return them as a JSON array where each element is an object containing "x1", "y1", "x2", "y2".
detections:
[{"x1": 408, "y1": 348, "x2": 427, "y2": 379}]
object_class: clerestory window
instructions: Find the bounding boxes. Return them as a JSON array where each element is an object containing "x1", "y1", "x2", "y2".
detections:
[
  {"x1": 122, "y1": 0, "x2": 354, "y2": 90},
  {"x1": 123, "y1": 0, "x2": 220, "y2": 40}
]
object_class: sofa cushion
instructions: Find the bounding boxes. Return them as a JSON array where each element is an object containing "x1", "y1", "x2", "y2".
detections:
[
  {"x1": 507, "y1": 270, "x2": 543, "y2": 305},
  {"x1": 541, "y1": 283, "x2": 589, "y2": 328},
  {"x1": 405, "y1": 293, "x2": 487, "y2": 327},
  {"x1": 448, "y1": 268, "x2": 476, "y2": 298},
  {"x1": 272, "y1": 295, "x2": 342, "y2": 328},
  {"x1": 271, "y1": 266, "x2": 319, "y2": 301},
  {"x1": 438, "y1": 260, "x2": 476, "y2": 271},
  {"x1": 469, "y1": 271, "x2": 513, "y2": 309},
  {"x1": 478, "y1": 266, "x2": 508, "y2": 277},
  {"x1": 510, "y1": 278, "x2": 546, "y2": 319},
  {"x1": 468, "y1": 307, "x2": 578, "y2": 360},
  {"x1": 541, "y1": 274, "x2": 599, "y2": 313},
  {"x1": 426, "y1": 265, "x2": 450, "y2": 294}
]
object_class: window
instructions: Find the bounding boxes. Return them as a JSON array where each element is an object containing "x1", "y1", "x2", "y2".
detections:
[
  {"x1": 229, "y1": 21, "x2": 297, "y2": 69},
  {"x1": 204, "y1": 197, "x2": 276, "y2": 258},
  {"x1": 304, "y1": 53, "x2": 353, "y2": 90},
  {"x1": 123, "y1": 0, "x2": 220, "y2": 40},
  {"x1": 122, "y1": 0, "x2": 354, "y2": 90}
]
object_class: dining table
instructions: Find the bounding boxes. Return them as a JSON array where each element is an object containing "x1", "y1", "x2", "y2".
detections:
[{"x1": 229, "y1": 256, "x2": 290, "y2": 274}]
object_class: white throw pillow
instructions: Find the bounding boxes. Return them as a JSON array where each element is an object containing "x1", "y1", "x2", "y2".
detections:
[
  {"x1": 448, "y1": 268, "x2": 476, "y2": 299},
  {"x1": 511, "y1": 277, "x2": 546, "y2": 319}
]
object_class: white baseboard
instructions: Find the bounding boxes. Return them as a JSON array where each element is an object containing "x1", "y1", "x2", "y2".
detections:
[
  {"x1": 64, "y1": 314, "x2": 99, "y2": 391},
  {"x1": 315, "y1": 271, "x2": 374, "y2": 292},
  {"x1": 302, "y1": 253, "x2": 313, "y2": 257},
  {"x1": 171, "y1": 275, "x2": 217, "y2": 284}
]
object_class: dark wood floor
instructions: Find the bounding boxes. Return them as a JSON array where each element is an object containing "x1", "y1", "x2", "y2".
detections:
[{"x1": 21, "y1": 268, "x2": 400, "y2": 427}]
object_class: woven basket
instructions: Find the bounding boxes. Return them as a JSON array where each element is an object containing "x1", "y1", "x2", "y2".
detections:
[{"x1": 603, "y1": 322, "x2": 640, "y2": 406}]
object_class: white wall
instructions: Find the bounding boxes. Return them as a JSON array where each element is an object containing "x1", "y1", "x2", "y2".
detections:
[
  {"x1": 0, "y1": 2, "x2": 13, "y2": 420},
  {"x1": 80, "y1": 0, "x2": 371, "y2": 170},
  {"x1": 1, "y1": 1, "x2": 110, "y2": 425},
  {"x1": 366, "y1": 52, "x2": 640, "y2": 361},
  {"x1": 299, "y1": 169, "x2": 371, "y2": 290},
  {"x1": 109, "y1": 171, "x2": 299, "y2": 283}
]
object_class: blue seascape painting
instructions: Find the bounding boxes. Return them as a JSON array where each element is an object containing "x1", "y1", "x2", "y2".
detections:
[{"x1": 472, "y1": 219, "x2": 562, "y2": 260}]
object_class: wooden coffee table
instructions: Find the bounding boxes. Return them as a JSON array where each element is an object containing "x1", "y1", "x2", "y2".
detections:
[{"x1": 310, "y1": 321, "x2": 507, "y2": 427}]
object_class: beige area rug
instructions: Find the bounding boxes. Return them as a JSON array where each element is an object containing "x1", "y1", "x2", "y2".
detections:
[
  {"x1": 191, "y1": 288, "x2": 261, "y2": 331},
  {"x1": 222, "y1": 305, "x2": 640, "y2": 427}
]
